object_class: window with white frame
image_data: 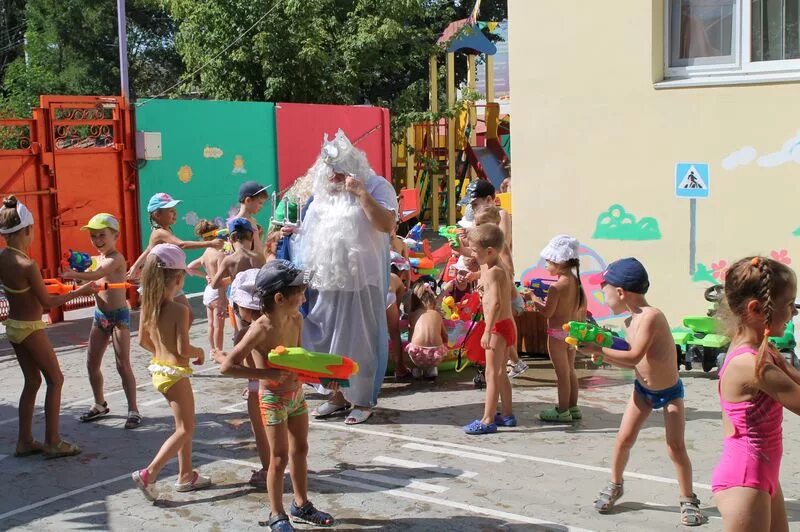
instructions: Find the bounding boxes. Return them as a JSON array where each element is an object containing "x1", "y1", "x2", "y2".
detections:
[{"x1": 666, "y1": 0, "x2": 800, "y2": 79}]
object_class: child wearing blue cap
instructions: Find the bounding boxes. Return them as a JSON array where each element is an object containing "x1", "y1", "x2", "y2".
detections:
[
  {"x1": 583, "y1": 257, "x2": 703, "y2": 526},
  {"x1": 210, "y1": 217, "x2": 266, "y2": 337},
  {"x1": 235, "y1": 181, "x2": 270, "y2": 257},
  {"x1": 128, "y1": 192, "x2": 223, "y2": 322}
]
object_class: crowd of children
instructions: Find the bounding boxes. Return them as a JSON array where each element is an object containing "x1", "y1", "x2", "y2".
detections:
[{"x1": 3, "y1": 173, "x2": 800, "y2": 530}]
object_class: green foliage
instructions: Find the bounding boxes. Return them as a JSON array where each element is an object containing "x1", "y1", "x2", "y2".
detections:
[{"x1": 0, "y1": 0, "x2": 183, "y2": 116}]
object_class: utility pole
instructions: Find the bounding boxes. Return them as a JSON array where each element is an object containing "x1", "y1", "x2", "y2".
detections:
[{"x1": 117, "y1": 0, "x2": 130, "y2": 100}]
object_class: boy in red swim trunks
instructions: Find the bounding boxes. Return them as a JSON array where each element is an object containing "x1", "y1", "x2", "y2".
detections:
[{"x1": 462, "y1": 223, "x2": 515, "y2": 434}]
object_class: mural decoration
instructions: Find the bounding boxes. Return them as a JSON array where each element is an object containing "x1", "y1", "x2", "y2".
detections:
[
  {"x1": 203, "y1": 146, "x2": 224, "y2": 159},
  {"x1": 177, "y1": 165, "x2": 193, "y2": 183},
  {"x1": 592, "y1": 204, "x2": 661, "y2": 241},
  {"x1": 722, "y1": 130, "x2": 800, "y2": 170},
  {"x1": 771, "y1": 249, "x2": 792, "y2": 265},
  {"x1": 794, "y1": 226, "x2": 800, "y2": 237},
  {"x1": 519, "y1": 244, "x2": 623, "y2": 321},
  {"x1": 692, "y1": 260, "x2": 727, "y2": 284},
  {"x1": 232, "y1": 155, "x2": 247, "y2": 174},
  {"x1": 182, "y1": 211, "x2": 199, "y2": 227}
]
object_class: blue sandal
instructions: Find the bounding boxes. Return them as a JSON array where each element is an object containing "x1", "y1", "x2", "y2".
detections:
[
  {"x1": 261, "y1": 513, "x2": 294, "y2": 531},
  {"x1": 494, "y1": 413, "x2": 517, "y2": 427},
  {"x1": 290, "y1": 500, "x2": 334, "y2": 527},
  {"x1": 463, "y1": 419, "x2": 497, "y2": 435}
]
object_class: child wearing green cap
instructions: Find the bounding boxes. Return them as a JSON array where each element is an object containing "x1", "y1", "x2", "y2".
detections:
[{"x1": 63, "y1": 213, "x2": 141, "y2": 428}]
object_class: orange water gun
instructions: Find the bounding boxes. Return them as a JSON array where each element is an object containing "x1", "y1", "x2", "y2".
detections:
[
  {"x1": 44, "y1": 279, "x2": 133, "y2": 295},
  {"x1": 267, "y1": 346, "x2": 359, "y2": 388}
]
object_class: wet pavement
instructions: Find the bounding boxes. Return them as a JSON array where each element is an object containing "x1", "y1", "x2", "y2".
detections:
[{"x1": 2, "y1": 299, "x2": 800, "y2": 531}]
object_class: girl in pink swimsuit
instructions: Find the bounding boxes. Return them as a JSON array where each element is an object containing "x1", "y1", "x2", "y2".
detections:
[{"x1": 712, "y1": 256, "x2": 800, "y2": 531}]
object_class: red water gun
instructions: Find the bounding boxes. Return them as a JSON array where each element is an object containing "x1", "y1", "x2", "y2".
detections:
[
  {"x1": 267, "y1": 346, "x2": 359, "y2": 388},
  {"x1": 44, "y1": 279, "x2": 133, "y2": 295}
]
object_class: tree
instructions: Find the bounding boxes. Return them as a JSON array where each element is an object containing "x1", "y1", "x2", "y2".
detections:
[
  {"x1": 0, "y1": 0, "x2": 26, "y2": 89},
  {"x1": 164, "y1": 0, "x2": 506, "y2": 129},
  {"x1": 0, "y1": 0, "x2": 183, "y2": 116}
]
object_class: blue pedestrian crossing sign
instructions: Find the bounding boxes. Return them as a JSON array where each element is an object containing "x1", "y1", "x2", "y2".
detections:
[{"x1": 675, "y1": 163, "x2": 710, "y2": 199}]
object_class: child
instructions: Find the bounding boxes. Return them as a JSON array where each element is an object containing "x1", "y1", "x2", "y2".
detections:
[
  {"x1": 581, "y1": 258, "x2": 702, "y2": 526},
  {"x1": 0, "y1": 196, "x2": 98, "y2": 458},
  {"x1": 229, "y1": 268, "x2": 271, "y2": 490},
  {"x1": 406, "y1": 280, "x2": 448, "y2": 380},
  {"x1": 131, "y1": 244, "x2": 212, "y2": 501},
  {"x1": 458, "y1": 179, "x2": 512, "y2": 251},
  {"x1": 236, "y1": 181, "x2": 270, "y2": 256},
  {"x1": 127, "y1": 192, "x2": 223, "y2": 322},
  {"x1": 264, "y1": 227, "x2": 282, "y2": 262},
  {"x1": 388, "y1": 258, "x2": 410, "y2": 380},
  {"x1": 440, "y1": 255, "x2": 478, "y2": 302},
  {"x1": 463, "y1": 223, "x2": 515, "y2": 434},
  {"x1": 187, "y1": 220, "x2": 228, "y2": 360},
  {"x1": 533, "y1": 235, "x2": 587, "y2": 421},
  {"x1": 62, "y1": 213, "x2": 141, "y2": 428},
  {"x1": 220, "y1": 260, "x2": 334, "y2": 530},
  {"x1": 711, "y1": 256, "x2": 799, "y2": 530}
]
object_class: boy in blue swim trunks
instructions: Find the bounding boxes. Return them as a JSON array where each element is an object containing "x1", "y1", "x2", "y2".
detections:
[
  {"x1": 581, "y1": 258, "x2": 703, "y2": 526},
  {"x1": 63, "y1": 213, "x2": 141, "y2": 429}
]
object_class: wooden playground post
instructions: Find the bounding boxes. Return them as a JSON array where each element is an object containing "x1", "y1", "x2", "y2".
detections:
[
  {"x1": 446, "y1": 51, "x2": 456, "y2": 227},
  {"x1": 429, "y1": 55, "x2": 439, "y2": 114},
  {"x1": 405, "y1": 126, "x2": 415, "y2": 189}
]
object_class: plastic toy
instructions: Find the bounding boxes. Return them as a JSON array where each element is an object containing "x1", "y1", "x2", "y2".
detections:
[
  {"x1": 409, "y1": 257, "x2": 434, "y2": 270},
  {"x1": 202, "y1": 227, "x2": 229, "y2": 239},
  {"x1": 441, "y1": 295, "x2": 460, "y2": 320},
  {"x1": 561, "y1": 321, "x2": 631, "y2": 351},
  {"x1": 267, "y1": 345, "x2": 359, "y2": 388},
  {"x1": 44, "y1": 279, "x2": 132, "y2": 295},
  {"x1": 61, "y1": 250, "x2": 97, "y2": 273},
  {"x1": 407, "y1": 222, "x2": 425, "y2": 242},
  {"x1": 528, "y1": 278, "x2": 555, "y2": 300},
  {"x1": 438, "y1": 225, "x2": 461, "y2": 250}
]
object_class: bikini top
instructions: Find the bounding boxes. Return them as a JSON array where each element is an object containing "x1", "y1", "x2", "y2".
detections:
[{"x1": 1, "y1": 247, "x2": 31, "y2": 294}]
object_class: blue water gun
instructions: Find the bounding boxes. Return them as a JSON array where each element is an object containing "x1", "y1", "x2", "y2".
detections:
[
  {"x1": 407, "y1": 222, "x2": 425, "y2": 242},
  {"x1": 528, "y1": 278, "x2": 554, "y2": 300},
  {"x1": 61, "y1": 250, "x2": 97, "y2": 273}
]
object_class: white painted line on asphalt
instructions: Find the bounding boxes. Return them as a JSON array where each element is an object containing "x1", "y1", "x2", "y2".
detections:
[
  {"x1": 311, "y1": 422, "x2": 714, "y2": 491},
  {"x1": 0, "y1": 454, "x2": 7, "y2": 462},
  {"x1": 0, "y1": 365, "x2": 221, "y2": 426},
  {"x1": 338, "y1": 469, "x2": 448, "y2": 493},
  {"x1": 402, "y1": 443, "x2": 505, "y2": 463},
  {"x1": 197, "y1": 452, "x2": 593, "y2": 531},
  {"x1": 0, "y1": 472, "x2": 131, "y2": 521},
  {"x1": 222, "y1": 400, "x2": 247, "y2": 412},
  {"x1": 372, "y1": 456, "x2": 478, "y2": 479}
]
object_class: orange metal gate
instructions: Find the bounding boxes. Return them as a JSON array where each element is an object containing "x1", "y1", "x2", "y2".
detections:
[{"x1": 0, "y1": 95, "x2": 141, "y2": 322}]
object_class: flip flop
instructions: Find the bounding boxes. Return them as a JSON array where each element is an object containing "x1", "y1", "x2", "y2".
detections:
[
  {"x1": 344, "y1": 408, "x2": 372, "y2": 425},
  {"x1": 312, "y1": 401, "x2": 349, "y2": 418},
  {"x1": 14, "y1": 440, "x2": 45, "y2": 457}
]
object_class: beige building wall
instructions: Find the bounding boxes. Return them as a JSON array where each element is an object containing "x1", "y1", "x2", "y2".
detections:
[{"x1": 508, "y1": 0, "x2": 800, "y2": 324}]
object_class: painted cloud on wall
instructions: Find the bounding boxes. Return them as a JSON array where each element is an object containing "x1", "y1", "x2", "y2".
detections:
[
  {"x1": 722, "y1": 146, "x2": 757, "y2": 170},
  {"x1": 757, "y1": 130, "x2": 800, "y2": 168}
]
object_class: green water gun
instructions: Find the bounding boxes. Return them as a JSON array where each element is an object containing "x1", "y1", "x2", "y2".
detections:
[
  {"x1": 562, "y1": 322, "x2": 630, "y2": 351},
  {"x1": 267, "y1": 346, "x2": 359, "y2": 388},
  {"x1": 438, "y1": 225, "x2": 461, "y2": 249}
]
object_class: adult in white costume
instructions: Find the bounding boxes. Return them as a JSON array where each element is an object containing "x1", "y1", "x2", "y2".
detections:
[{"x1": 288, "y1": 130, "x2": 397, "y2": 424}]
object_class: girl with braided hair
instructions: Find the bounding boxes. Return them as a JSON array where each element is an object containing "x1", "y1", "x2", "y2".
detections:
[{"x1": 712, "y1": 256, "x2": 799, "y2": 531}]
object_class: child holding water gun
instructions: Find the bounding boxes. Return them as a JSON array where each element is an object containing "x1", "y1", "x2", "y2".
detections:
[
  {"x1": 406, "y1": 279, "x2": 448, "y2": 380},
  {"x1": 711, "y1": 256, "x2": 800, "y2": 530},
  {"x1": 131, "y1": 244, "x2": 212, "y2": 501},
  {"x1": 220, "y1": 260, "x2": 334, "y2": 530},
  {"x1": 62, "y1": 213, "x2": 141, "y2": 428},
  {"x1": 0, "y1": 196, "x2": 98, "y2": 458},
  {"x1": 463, "y1": 224, "x2": 515, "y2": 434},
  {"x1": 128, "y1": 193, "x2": 223, "y2": 322},
  {"x1": 187, "y1": 220, "x2": 228, "y2": 360},
  {"x1": 228, "y1": 268, "x2": 271, "y2": 490},
  {"x1": 533, "y1": 235, "x2": 587, "y2": 422},
  {"x1": 581, "y1": 258, "x2": 702, "y2": 526}
]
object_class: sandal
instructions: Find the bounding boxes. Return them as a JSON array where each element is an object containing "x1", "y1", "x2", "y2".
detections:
[
  {"x1": 44, "y1": 440, "x2": 82, "y2": 459},
  {"x1": 290, "y1": 500, "x2": 334, "y2": 527},
  {"x1": 594, "y1": 481, "x2": 624, "y2": 513},
  {"x1": 14, "y1": 439, "x2": 45, "y2": 457},
  {"x1": 344, "y1": 408, "x2": 372, "y2": 425},
  {"x1": 132, "y1": 469, "x2": 157, "y2": 502},
  {"x1": 174, "y1": 470, "x2": 212, "y2": 492},
  {"x1": 493, "y1": 413, "x2": 518, "y2": 427},
  {"x1": 539, "y1": 405, "x2": 573, "y2": 422},
  {"x1": 80, "y1": 402, "x2": 110, "y2": 422},
  {"x1": 463, "y1": 419, "x2": 498, "y2": 435},
  {"x1": 124, "y1": 411, "x2": 143, "y2": 429},
  {"x1": 260, "y1": 513, "x2": 295, "y2": 531},
  {"x1": 312, "y1": 401, "x2": 349, "y2": 419},
  {"x1": 680, "y1": 493, "x2": 705, "y2": 526},
  {"x1": 569, "y1": 406, "x2": 583, "y2": 420}
]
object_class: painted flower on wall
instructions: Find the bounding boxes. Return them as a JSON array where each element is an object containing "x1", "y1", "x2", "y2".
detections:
[
  {"x1": 711, "y1": 260, "x2": 728, "y2": 281},
  {"x1": 770, "y1": 249, "x2": 792, "y2": 265}
]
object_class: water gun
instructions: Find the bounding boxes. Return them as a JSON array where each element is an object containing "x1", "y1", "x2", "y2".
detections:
[
  {"x1": 409, "y1": 257, "x2": 434, "y2": 270},
  {"x1": 561, "y1": 321, "x2": 630, "y2": 351},
  {"x1": 528, "y1": 278, "x2": 555, "y2": 300},
  {"x1": 44, "y1": 279, "x2": 133, "y2": 295},
  {"x1": 202, "y1": 227, "x2": 229, "y2": 240},
  {"x1": 407, "y1": 222, "x2": 425, "y2": 242},
  {"x1": 403, "y1": 238, "x2": 423, "y2": 253},
  {"x1": 437, "y1": 225, "x2": 461, "y2": 250},
  {"x1": 441, "y1": 295, "x2": 460, "y2": 320},
  {"x1": 267, "y1": 346, "x2": 359, "y2": 388},
  {"x1": 61, "y1": 250, "x2": 97, "y2": 273}
]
